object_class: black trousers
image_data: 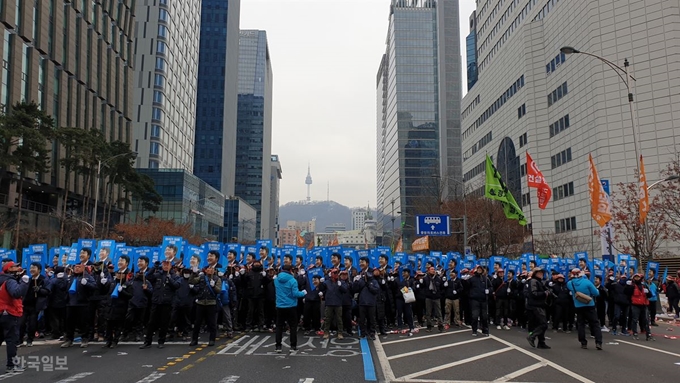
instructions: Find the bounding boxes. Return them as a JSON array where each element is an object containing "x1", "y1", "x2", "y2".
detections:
[
  {"x1": 359, "y1": 305, "x2": 376, "y2": 337},
  {"x1": 649, "y1": 301, "x2": 657, "y2": 324},
  {"x1": 145, "y1": 304, "x2": 173, "y2": 344},
  {"x1": 192, "y1": 304, "x2": 218, "y2": 342},
  {"x1": 396, "y1": 299, "x2": 414, "y2": 331},
  {"x1": 47, "y1": 307, "x2": 66, "y2": 338},
  {"x1": 342, "y1": 305, "x2": 353, "y2": 334},
  {"x1": 303, "y1": 300, "x2": 321, "y2": 331},
  {"x1": 576, "y1": 306, "x2": 602, "y2": 345},
  {"x1": 470, "y1": 299, "x2": 489, "y2": 334},
  {"x1": 246, "y1": 298, "x2": 264, "y2": 329},
  {"x1": 528, "y1": 307, "x2": 548, "y2": 343},
  {"x1": 65, "y1": 305, "x2": 90, "y2": 341},
  {"x1": 0, "y1": 314, "x2": 20, "y2": 368},
  {"x1": 124, "y1": 306, "x2": 146, "y2": 338},
  {"x1": 553, "y1": 302, "x2": 573, "y2": 331},
  {"x1": 88, "y1": 300, "x2": 109, "y2": 338},
  {"x1": 171, "y1": 305, "x2": 192, "y2": 335},
  {"x1": 19, "y1": 306, "x2": 38, "y2": 342},
  {"x1": 275, "y1": 307, "x2": 298, "y2": 348}
]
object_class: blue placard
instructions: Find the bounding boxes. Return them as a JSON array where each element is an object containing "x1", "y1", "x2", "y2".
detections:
[
  {"x1": 415, "y1": 215, "x2": 450, "y2": 236},
  {"x1": 96, "y1": 240, "x2": 116, "y2": 263}
]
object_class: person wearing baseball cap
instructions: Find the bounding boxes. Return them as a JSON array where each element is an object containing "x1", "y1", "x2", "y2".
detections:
[
  {"x1": 0, "y1": 262, "x2": 30, "y2": 373},
  {"x1": 526, "y1": 267, "x2": 550, "y2": 349}
]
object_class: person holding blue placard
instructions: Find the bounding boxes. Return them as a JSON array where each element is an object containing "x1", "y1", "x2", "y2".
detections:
[
  {"x1": 169, "y1": 264, "x2": 199, "y2": 342},
  {"x1": 46, "y1": 266, "x2": 69, "y2": 340},
  {"x1": 302, "y1": 274, "x2": 322, "y2": 336},
  {"x1": 104, "y1": 256, "x2": 132, "y2": 348},
  {"x1": 123, "y1": 257, "x2": 153, "y2": 342},
  {"x1": 353, "y1": 257, "x2": 379, "y2": 340},
  {"x1": 19, "y1": 263, "x2": 50, "y2": 347},
  {"x1": 0, "y1": 261, "x2": 30, "y2": 373},
  {"x1": 647, "y1": 269, "x2": 659, "y2": 326},
  {"x1": 244, "y1": 261, "x2": 268, "y2": 332},
  {"x1": 141, "y1": 260, "x2": 180, "y2": 349}
]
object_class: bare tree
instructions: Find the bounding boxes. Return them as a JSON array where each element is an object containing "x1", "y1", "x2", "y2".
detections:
[{"x1": 534, "y1": 231, "x2": 592, "y2": 257}]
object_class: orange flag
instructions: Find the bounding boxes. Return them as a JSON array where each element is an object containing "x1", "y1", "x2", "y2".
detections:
[
  {"x1": 296, "y1": 230, "x2": 305, "y2": 247},
  {"x1": 639, "y1": 155, "x2": 649, "y2": 223},
  {"x1": 330, "y1": 234, "x2": 339, "y2": 247},
  {"x1": 526, "y1": 152, "x2": 552, "y2": 209},
  {"x1": 395, "y1": 237, "x2": 403, "y2": 252},
  {"x1": 588, "y1": 154, "x2": 612, "y2": 227}
]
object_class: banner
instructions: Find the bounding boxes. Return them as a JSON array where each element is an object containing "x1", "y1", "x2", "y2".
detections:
[
  {"x1": 639, "y1": 155, "x2": 649, "y2": 223},
  {"x1": 484, "y1": 155, "x2": 526, "y2": 225},
  {"x1": 588, "y1": 154, "x2": 612, "y2": 227},
  {"x1": 526, "y1": 152, "x2": 552, "y2": 209},
  {"x1": 412, "y1": 236, "x2": 429, "y2": 251}
]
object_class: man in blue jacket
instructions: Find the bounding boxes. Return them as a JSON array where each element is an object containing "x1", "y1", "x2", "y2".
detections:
[
  {"x1": 566, "y1": 268, "x2": 602, "y2": 350},
  {"x1": 274, "y1": 265, "x2": 306, "y2": 353}
]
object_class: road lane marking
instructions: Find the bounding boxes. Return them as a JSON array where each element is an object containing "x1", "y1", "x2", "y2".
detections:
[
  {"x1": 217, "y1": 335, "x2": 261, "y2": 355},
  {"x1": 374, "y1": 336, "x2": 397, "y2": 382},
  {"x1": 492, "y1": 362, "x2": 545, "y2": 382},
  {"x1": 617, "y1": 339, "x2": 680, "y2": 358},
  {"x1": 399, "y1": 347, "x2": 513, "y2": 380},
  {"x1": 387, "y1": 337, "x2": 488, "y2": 360},
  {"x1": 135, "y1": 372, "x2": 165, "y2": 383},
  {"x1": 220, "y1": 376, "x2": 240, "y2": 383},
  {"x1": 489, "y1": 335, "x2": 596, "y2": 383},
  {"x1": 297, "y1": 379, "x2": 314, "y2": 383},
  {"x1": 55, "y1": 372, "x2": 95, "y2": 382},
  {"x1": 359, "y1": 334, "x2": 377, "y2": 381},
  {"x1": 245, "y1": 336, "x2": 271, "y2": 355},
  {"x1": 381, "y1": 329, "x2": 469, "y2": 345}
]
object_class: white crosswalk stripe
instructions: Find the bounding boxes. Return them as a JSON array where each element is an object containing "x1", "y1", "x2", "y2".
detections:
[
  {"x1": 55, "y1": 372, "x2": 95, "y2": 382},
  {"x1": 135, "y1": 372, "x2": 166, "y2": 383},
  {"x1": 297, "y1": 379, "x2": 314, "y2": 383},
  {"x1": 219, "y1": 376, "x2": 240, "y2": 383}
]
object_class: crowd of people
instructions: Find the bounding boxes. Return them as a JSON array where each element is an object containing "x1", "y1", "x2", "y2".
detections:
[{"x1": 0, "y1": 246, "x2": 678, "y2": 372}]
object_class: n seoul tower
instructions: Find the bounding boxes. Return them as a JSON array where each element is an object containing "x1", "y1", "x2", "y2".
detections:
[{"x1": 305, "y1": 164, "x2": 313, "y2": 203}]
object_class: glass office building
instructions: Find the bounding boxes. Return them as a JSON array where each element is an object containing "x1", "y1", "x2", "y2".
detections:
[
  {"x1": 376, "y1": 0, "x2": 462, "y2": 249},
  {"x1": 194, "y1": 0, "x2": 240, "y2": 197},
  {"x1": 236, "y1": 30, "x2": 273, "y2": 239},
  {"x1": 466, "y1": 11, "x2": 478, "y2": 91}
]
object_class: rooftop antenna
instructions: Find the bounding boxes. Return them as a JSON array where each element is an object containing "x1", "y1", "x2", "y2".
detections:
[{"x1": 305, "y1": 163, "x2": 312, "y2": 203}]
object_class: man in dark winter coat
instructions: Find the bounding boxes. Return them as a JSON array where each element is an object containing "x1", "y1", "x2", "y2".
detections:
[
  {"x1": 20, "y1": 262, "x2": 50, "y2": 347},
  {"x1": 422, "y1": 266, "x2": 444, "y2": 332},
  {"x1": 467, "y1": 265, "x2": 491, "y2": 336},
  {"x1": 352, "y1": 257, "x2": 379, "y2": 340},
  {"x1": 47, "y1": 266, "x2": 68, "y2": 340},
  {"x1": 141, "y1": 260, "x2": 180, "y2": 349},
  {"x1": 61, "y1": 264, "x2": 96, "y2": 348},
  {"x1": 526, "y1": 268, "x2": 550, "y2": 349},
  {"x1": 318, "y1": 269, "x2": 347, "y2": 339}
]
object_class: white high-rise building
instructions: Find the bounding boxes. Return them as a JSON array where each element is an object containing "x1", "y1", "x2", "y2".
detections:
[
  {"x1": 132, "y1": 0, "x2": 201, "y2": 170},
  {"x1": 461, "y1": 0, "x2": 680, "y2": 257},
  {"x1": 352, "y1": 209, "x2": 368, "y2": 231}
]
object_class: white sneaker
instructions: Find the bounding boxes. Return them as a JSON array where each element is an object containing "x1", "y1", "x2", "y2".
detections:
[
  {"x1": 601, "y1": 326, "x2": 610, "y2": 332},
  {"x1": 503, "y1": 325, "x2": 510, "y2": 330},
  {"x1": 496, "y1": 325, "x2": 502, "y2": 330}
]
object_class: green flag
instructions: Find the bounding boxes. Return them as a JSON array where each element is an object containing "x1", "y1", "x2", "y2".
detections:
[{"x1": 484, "y1": 155, "x2": 527, "y2": 226}]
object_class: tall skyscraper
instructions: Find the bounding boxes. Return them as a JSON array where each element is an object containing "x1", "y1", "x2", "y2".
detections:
[
  {"x1": 466, "y1": 11, "x2": 478, "y2": 91},
  {"x1": 132, "y1": 0, "x2": 201, "y2": 171},
  {"x1": 376, "y1": 0, "x2": 462, "y2": 248},
  {"x1": 194, "y1": 0, "x2": 240, "y2": 197},
  {"x1": 461, "y1": 0, "x2": 680, "y2": 256},
  {"x1": 269, "y1": 154, "x2": 282, "y2": 245},
  {"x1": 236, "y1": 30, "x2": 273, "y2": 239},
  {"x1": 0, "y1": 1, "x2": 135, "y2": 239}
]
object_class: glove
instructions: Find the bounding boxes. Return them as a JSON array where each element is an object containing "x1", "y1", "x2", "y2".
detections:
[
  {"x1": 100, "y1": 272, "x2": 105, "y2": 278},
  {"x1": 57, "y1": 272, "x2": 64, "y2": 279},
  {"x1": 626, "y1": 280, "x2": 632, "y2": 285},
  {"x1": 328, "y1": 271, "x2": 333, "y2": 277},
  {"x1": 381, "y1": 279, "x2": 386, "y2": 285},
  {"x1": 444, "y1": 282, "x2": 448, "y2": 287},
  {"x1": 493, "y1": 275, "x2": 497, "y2": 279},
  {"x1": 101, "y1": 278, "x2": 108, "y2": 284},
  {"x1": 81, "y1": 278, "x2": 88, "y2": 285},
  {"x1": 261, "y1": 271, "x2": 266, "y2": 277},
  {"x1": 300, "y1": 269, "x2": 306, "y2": 276},
  {"x1": 320, "y1": 278, "x2": 325, "y2": 283},
  {"x1": 303, "y1": 298, "x2": 306, "y2": 303},
  {"x1": 484, "y1": 289, "x2": 489, "y2": 294},
  {"x1": 229, "y1": 274, "x2": 234, "y2": 280},
  {"x1": 47, "y1": 271, "x2": 54, "y2": 277},
  {"x1": 302, "y1": 290, "x2": 308, "y2": 295},
  {"x1": 416, "y1": 284, "x2": 421, "y2": 289},
  {"x1": 453, "y1": 290, "x2": 457, "y2": 294},
  {"x1": 199, "y1": 272, "x2": 205, "y2": 277},
  {"x1": 33, "y1": 286, "x2": 41, "y2": 293},
  {"x1": 548, "y1": 282, "x2": 554, "y2": 287},
  {"x1": 442, "y1": 276, "x2": 447, "y2": 281},
  {"x1": 218, "y1": 271, "x2": 224, "y2": 277},
  {"x1": 239, "y1": 269, "x2": 245, "y2": 275},
  {"x1": 354, "y1": 276, "x2": 361, "y2": 282},
  {"x1": 507, "y1": 288, "x2": 511, "y2": 294},
  {"x1": 609, "y1": 276, "x2": 615, "y2": 281},
  {"x1": 337, "y1": 281, "x2": 341, "y2": 286},
  {"x1": 189, "y1": 284, "x2": 195, "y2": 288},
  {"x1": 644, "y1": 288, "x2": 649, "y2": 293},
  {"x1": 318, "y1": 292, "x2": 324, "y2": 297},
  {"x1": 117, "y1": 285, "x2": 123, "y2": 292},
  {"x1": 210, "y1": 280, "x2": 215, "y2": 287},
  {"x1": 273, "y1": 275, "x2": 277, "y2": 279}
]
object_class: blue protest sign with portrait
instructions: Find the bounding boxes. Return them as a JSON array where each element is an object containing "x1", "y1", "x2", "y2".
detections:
[{"x1": 95, "y1": 240, "x2": 116, "y2": 264}]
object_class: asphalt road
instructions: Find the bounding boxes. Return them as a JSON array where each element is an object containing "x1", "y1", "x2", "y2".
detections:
[{"x1": 2, "y1": 319, "x2": 679, "y2": 382}]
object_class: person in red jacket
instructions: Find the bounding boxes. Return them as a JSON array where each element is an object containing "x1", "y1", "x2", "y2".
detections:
[
  {"x1": 625, "y1": 273, "x2": 654, "y2": 341},
  {"x1": 0, "y1": 261, "x2": 30, "y2": 373}
]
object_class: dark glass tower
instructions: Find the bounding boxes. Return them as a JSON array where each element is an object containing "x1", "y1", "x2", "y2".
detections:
[
  {"x1": 466, "y1": 11, "x2": 478, "y2": 91},
  {"x1": 236, "y1": 30, "x2": 273, "y2": 238},
  {"x1": 194, "y1": 0, "x2": 240, "y2": 197}
]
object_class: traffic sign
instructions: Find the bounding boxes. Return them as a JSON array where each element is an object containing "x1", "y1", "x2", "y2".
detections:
[{"x1": 415, "y1": 215, "x2": 450, "y2": 236}]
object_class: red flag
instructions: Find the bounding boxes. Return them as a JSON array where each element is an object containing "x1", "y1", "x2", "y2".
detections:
[{"x1": 526, "y1": 152, "x2": 552, "y2": 209}]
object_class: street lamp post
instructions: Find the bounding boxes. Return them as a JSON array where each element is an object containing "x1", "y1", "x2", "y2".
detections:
[
  {"x1": 92, "y1": 152, "x2": 136, "y2": 238},
  {"x1": 647, "y1": 175, "x2": 680, "y2": 191},
  {"x1": 431, "y1": 174, "x2": 468, "y2": 254}
]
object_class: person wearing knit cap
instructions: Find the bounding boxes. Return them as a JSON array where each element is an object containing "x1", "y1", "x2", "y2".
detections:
[
  {"x1": 526, "y1": 267, "x2": 550, "y2": 349},
  {"x1": 626, "y1": 273, "x2": 654, "y2": 341}
]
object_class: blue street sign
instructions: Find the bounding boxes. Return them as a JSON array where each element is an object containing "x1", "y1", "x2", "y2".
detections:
[
  {"x1": 415, "y1": 215, "x2": 451, "y2": 236},
  {"x1": 601, "y1": 179, "x2": 610, "y2": 195}
]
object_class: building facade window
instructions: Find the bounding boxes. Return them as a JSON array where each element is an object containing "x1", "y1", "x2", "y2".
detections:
[
  {"x1": 549, "y1": 114, "x2": 570, "y2": 137},
  {"x1": 150, "y1": 142, "x2": 160, "y2": 155},
  {"x1": 551, "y1": 147, "x2": 572, "y2": 169},
  {"x1": 159, "y1": 8, "x2": 168, "y2": 22},
  {"x1": 37, "y1": 57, "x2": 45, "y2": 108},
  {"x1": 153, "y1": 90, "x2": 163, "y2": 104},
  {"x1": 553, "y1": 181, "x2": 575, "y2": 201},
  {"x1": 15, "y1": 0, "x2": 21, "y2": 32},
  {"x1": 152, "y1": 107, "x2": 163, "y2": 122},
  {"x1": 154, "y1": 74, "x2": 165, "y2": 88},
  {"x1": 548, "y1": 81, "x2": 568, "y2": 107},
  {"x1": 150, "y1": 124, "x2": 161, "y2": 138},
  {"x1": 1, "y1": 30, "x2": 11, "y2": 112},
  {"x1": 519, "y1": 132, "x2": 527, "y2": 148},
  {"x1": 20, "y1": 43, "x2": 30, "y2": 102},
  {"x1": 156, "y1": 40, "x2": 166, "y2": 55},
  {"x1": 158, "y1": 24, "x2": 167, "y2": 38},
  {"x1": 155, "y1": 57, "x2": 166, "y2": 72},
  {"x1": 555, "y1": 216, "x2": 577, "y2": 233},
  {"x1": 517, "y1": 103, "x2": 526, "y2": 119}
]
